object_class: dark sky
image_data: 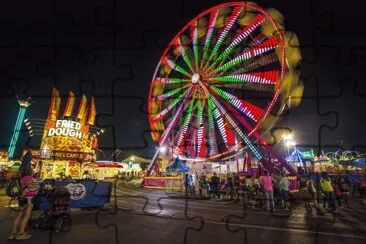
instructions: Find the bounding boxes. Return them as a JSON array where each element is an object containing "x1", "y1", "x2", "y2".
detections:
[{"x1": 0, "y1": 0, "x2": 365, "y2": 160}]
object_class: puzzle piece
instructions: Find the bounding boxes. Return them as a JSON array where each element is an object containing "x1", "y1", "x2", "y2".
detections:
[{"x1": 2, "y1": 0, "x2": 366, "y2": 243}]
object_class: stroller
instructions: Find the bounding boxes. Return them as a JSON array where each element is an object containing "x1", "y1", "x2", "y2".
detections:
[{"x1": 31, "y1": 186, "x2": 72, "y2": 232}]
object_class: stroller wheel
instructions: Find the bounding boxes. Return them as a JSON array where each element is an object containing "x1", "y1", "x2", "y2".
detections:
[
  {"x1": 58, "y1": 214, "x2": 72, "y2": 232},
  {"x1": 38, "y1": 213, "x2": 52, "y2": 231}
]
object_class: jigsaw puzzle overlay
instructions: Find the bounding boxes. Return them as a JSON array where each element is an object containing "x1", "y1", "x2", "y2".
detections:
[{"x1": 1, "y1": 0, "x2": 366, "y2": 243}]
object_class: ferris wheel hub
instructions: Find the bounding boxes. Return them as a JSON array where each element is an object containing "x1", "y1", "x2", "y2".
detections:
[{"x1": 191, "y1": 73, "x2": 200, "y2": 84}]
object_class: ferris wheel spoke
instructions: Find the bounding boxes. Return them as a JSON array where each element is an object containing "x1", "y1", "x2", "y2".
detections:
[
  {"x1": 206, "y1": 7, "x2": 243, "y2": 67},
  {"x1": 191, "y1": 22, "x2": 199, "y2": 70},
  {"x1": 213, "y1": 70, "x2": 279, "y2": 85},
  {"x1": 163, "y1": 57, "x2": 192, "y2": 77},
  {"x1": 229, "y1": 52, "x2": 279, "y2": 75},
  {"x1": 176, "y1": 38, "x2": 195, "y2": 73},
  {"x1": 200, "y1": 81, "x2": 263, "y2": 160},
  {"x1": 152, "y1": 88, "x2": 191, "y2": 121},
  {"x1": 156, "y1": 84, "x2": 190, "y2": 101},
  {"x1": 207, "y1": 98, "x2": 218, "y2": 156},
  {"x1": 196, "y1": 99, "x2": 206, "y2": 157},
  {"x1": 175, "y1": 99, "x2": 195, "y2": 153},
  {"x1": 200, "y1": 10, "x2": 219, "y2": 69},
  {"x1": 213, "y1": 36, "x2": 279, "y2": 74},
  {"x1": 207, "y1": 98, "x2": 230, "y2": 148},
  {"x1": 209, "y1": 86, "x2": 264, "y2": 122},
  {"x1": 211, "y1": 14, "x2": 265, "y2": 68},
  {"x1": 155, "y1": 77, "x2": 190, "y2": 84}
]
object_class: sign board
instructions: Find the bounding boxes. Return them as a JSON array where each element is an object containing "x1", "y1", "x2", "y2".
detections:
[
  {"x1": 47, "y1": 120, "x2": 85, "y2": 140},
  {"x1": 22, "y1": 149, "x2": 95, "y2": 161},
  {"x1": 301, "y1": 149, "x2": 315, "y2": 159}
]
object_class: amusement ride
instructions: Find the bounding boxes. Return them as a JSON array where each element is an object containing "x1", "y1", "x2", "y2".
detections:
[{"x1": 146, "y1": 2, "x2": 303, "y2": 177}]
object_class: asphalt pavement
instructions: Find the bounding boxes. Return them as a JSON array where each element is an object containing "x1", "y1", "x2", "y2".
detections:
[{"x1": 0, "y1": 180, "x2": 366, "y2": 244}]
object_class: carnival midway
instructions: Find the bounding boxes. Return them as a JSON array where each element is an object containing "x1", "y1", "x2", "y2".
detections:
[{"x1": 1, "y1": 1, "x2": 366, "y2": 242}]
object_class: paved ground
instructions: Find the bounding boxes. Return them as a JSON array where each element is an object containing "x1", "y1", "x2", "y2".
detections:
[{"x1": 1, "y1": 180, "x2": 366, "y2": 243}]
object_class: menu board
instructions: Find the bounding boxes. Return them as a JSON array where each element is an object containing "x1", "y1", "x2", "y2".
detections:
[
  {"x1": 42, "y1": 162, "x2": 54, "y2": 179},
  {"x1": 67, "y1": 161, "x2": 82, "y2": 178},
  {"x1": 52, "y1": 161, "x2": 67, "y2": 178}
]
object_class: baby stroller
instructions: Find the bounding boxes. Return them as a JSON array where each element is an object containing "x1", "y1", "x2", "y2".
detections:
[{"x1": 32, "y1": 186, "x2": 72, "y2": 232}]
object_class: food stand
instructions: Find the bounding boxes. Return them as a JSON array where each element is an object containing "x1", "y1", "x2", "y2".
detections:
[{"x1": 26, "y1": 88, "x2": 112, "y2": 208}]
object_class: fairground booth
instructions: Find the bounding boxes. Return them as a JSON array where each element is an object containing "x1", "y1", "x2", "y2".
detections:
[
  {"x1": 143, "y1": 157, "x2": 188, "y2": 191},
  {"x1": 25, "y1": 88, "x2": 112, "y2": 208},
  {"x1": 26, "y1": 88, "x2": 101, "y2": 179}
]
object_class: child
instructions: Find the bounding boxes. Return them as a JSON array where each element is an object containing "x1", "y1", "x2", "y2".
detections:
[{"x1": 9, "y1": 172, "x2": 41, "y2": 240}]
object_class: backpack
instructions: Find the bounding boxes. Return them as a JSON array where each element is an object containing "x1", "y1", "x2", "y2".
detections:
[{"x1": 6, "y1": 177, "x2": 21, "y2": 198}]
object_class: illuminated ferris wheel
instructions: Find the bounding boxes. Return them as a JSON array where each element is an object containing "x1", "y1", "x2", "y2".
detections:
[{"x1": 147, "y1": 2, "x2": 302, "y2": 173}]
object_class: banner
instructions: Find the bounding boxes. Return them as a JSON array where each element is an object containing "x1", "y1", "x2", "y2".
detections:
[
  {"x1": 143, "y1": 176, "x2": 182, "y2": 190},
  {"x1": 23, "y1": 148, "x2": 96, "y2": 161},
  {"x1": 64, "y1": 91, "x2": 75, "y2": 117},
  {"x1": 77, "y1": 95, "x2": 87, "y2": 120},
  {"x1": 39, "y1": 180, "x2": 112, "y2": 209},
  {"x1": 88, "y1": 97, "x2": 96, "y2": 125}
]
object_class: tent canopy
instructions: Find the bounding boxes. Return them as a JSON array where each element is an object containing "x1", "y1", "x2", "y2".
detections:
[
  {"x1": 165, "y1": 157, "x2": 190, "y2": 172},
  {"x1": 352, "y1": 157, "x2": 366, "y2": 167},
  {"x1": 121, "y1": 155, "x2": 151, "y2": 164},
  {"x1": 95, "y1": 161, "x2": 123, "y2": 168}
]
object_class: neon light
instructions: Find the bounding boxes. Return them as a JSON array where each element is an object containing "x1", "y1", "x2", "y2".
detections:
[
  {"x1": 157, "y1": 85, "x2": 189, "y2": 101},
  {"x1": 214, "y1": 37, "x2": 279, "y2": 73},
  {"x1": 164, "y1": 57, "x2": 191, "y2": 77},
  {"x1": 8, "y1": 107, "x2": 27, "y2": 159},
  {"x1": 201, "y1": 10, "x2": 219, "y2": 68},
  {"x1": 176, "y1": 100, "x2": 195, "y2": 152},
  {"x1": 207, "y1": 7, "x2": 243, "y2": 63},
  {"x1": 200, "y1": 81, "x2": 262, "y2": 160},
  {"x1": 207, "y1": 98, "x2": 218, "y2": 156},
  {"x1": 155, "y1": 77, "x2": 189, "y2": 84},
  {"x1": 192, "y1": 22, "x2": 199, "y2": 70},
  {"x1": 153, "y1": 89, "x2": 190, "y2": 121},
  {"x1": 196, "y1": 100, "x2": 204, "y2": 156},
  {"x1": 210, "y1": 86, "x2": 257, "y2": 122},
  {"x1": 215, "y1": 13, "x2": 263, "y2": 65},
  {"x1": 146, "y1": 86, "x2": 193, "y2": 176},
  {"x1": 215, "y1": 71, "x2": 279, "y2": 84},
  {"x1": 177, "y1": 38, "x2": 194, "y2": 73}
]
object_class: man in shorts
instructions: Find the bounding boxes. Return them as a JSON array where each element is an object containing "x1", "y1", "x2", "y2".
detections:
[{"x1": 9, "y1": 172, "x2": 40, "y2": 240}]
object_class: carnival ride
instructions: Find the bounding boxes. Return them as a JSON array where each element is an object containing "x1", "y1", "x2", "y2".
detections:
[{"x1": 146, "y1": 2, "x2": 303, "y2": 177}]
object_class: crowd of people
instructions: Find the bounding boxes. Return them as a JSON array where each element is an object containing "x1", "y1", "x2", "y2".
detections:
[{"x1": 184, "y1": 169, "x2": 360, "y2": 213}]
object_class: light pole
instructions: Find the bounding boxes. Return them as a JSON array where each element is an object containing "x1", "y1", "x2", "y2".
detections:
[
  {"x1": 235, "y1": 134, "x2": 239, "y2": 173},
  {"x1": 8, "y1": 96, "x2": 32, "y2": 159},
  {"x1": 281, "y1": 133, "x2": 293, "y2": 158}
]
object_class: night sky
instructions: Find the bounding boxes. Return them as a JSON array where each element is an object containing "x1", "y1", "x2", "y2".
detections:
[{"x1": 0, "y1": 0, "x2": 365, "y2": 160}]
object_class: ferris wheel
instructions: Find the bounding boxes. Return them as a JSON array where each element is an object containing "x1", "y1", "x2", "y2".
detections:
[{"x1": 147, "y1": 2, "x2": 301, "y2": 174}]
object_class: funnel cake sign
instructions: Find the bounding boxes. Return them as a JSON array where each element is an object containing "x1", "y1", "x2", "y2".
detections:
[{"x1": 47, "y1": 120, "x2": 84, "y2": 140}]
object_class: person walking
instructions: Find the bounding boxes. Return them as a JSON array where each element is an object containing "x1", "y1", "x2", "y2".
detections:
[
  {"x1": 339, "y1": 176, "x2": 350, "y2": 208},
  {"x1": 211, "y1": 173, "x2": 220, "y2": 199},
  {"x1": 279, "y1": 173, "x2": 291, "y2": 211},
  {"x1": 233, "y1": 173, "x2": 240, "y2": 202},
  {"x1": 306, "y1": 175, "x2": 318, "y2": 208},
  {"x1": 226, "y1": 174, "x2": 234, "y2": 200},
  {"x1": 332, "y1": 177, "x2": 342, "y2": 207},
  {"x1": 259, "y1": 170, "x2": 276, "y2": 212},
  {"x1": 320, "y1": 173, "x2": 335, "y2": 212}
]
